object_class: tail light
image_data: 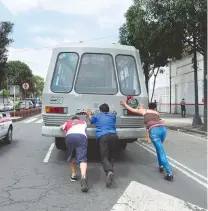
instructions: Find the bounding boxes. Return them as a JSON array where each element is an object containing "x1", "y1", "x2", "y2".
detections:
[{"x1": 45, "y1": 106, "x2": 68, "y2": 114}]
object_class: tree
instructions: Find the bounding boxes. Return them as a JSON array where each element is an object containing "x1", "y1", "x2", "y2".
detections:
[
  {"x1": 31, "y1": 75, "x2": 44, "y2": 97},
  {"x1": 146, "y1": 0, "x2": 207, "y2": 128},
  {"x1": 119, "y1": 0, "x2": 184, "y2": 97},
  {"x1": 4, "y1": 61, "x2": 33, "y2": 97},
  {"x1": 0, "y1": 21, "x2": 14, "y2": 88}
]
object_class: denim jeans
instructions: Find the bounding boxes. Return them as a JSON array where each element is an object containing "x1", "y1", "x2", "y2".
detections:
[{"x1": 149, "y1": 126, "x2": 172, "y2": 174}]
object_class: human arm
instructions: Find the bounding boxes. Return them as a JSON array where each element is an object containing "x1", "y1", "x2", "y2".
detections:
[
  {"x1": 120, "y1": 100, "x2": 146, "y2": 115},
  {"x1": 60, "y1": 122, "x2": 66, "y2": 130},
  {"x1": 146, "y1": 130, "x2": 151, "y2": 144},
  {"x1": 87, "y1": 110, "x2": 97, "y2": 124}
]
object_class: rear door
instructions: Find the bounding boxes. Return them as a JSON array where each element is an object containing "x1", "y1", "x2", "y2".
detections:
[{"x1": 42, "y1": 51, "x2": 147, "y2": 128}]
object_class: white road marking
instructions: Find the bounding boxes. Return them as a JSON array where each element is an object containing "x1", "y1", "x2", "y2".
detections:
[
  {"x1": 172, "y1": 130, "x2": 207, "y2": 142},
  {"x1": 136, "y1": 142, "x2": 208, "y2": 189},
  {"x1": 22, "y1": 117, "x2": 38, "y2": 123},
  {"x1": 141, "y1": 142, "x2": 208, "y2": 182},
  {"x1": 43, "y1": 143, "x2": 55, "y2": 163},
  {"x1": 111, "y1": 181, "x2": 207, "y2": 211},
  {"x1": 36, "y1": 119, "x2": 43, "y2": 123}
]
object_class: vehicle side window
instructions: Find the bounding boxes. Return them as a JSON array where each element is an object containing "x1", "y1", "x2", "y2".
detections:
[
  {"x1": 75, "y1": 53, "x2": 118, "y2": 95},
  {"x1": 116, "y1": 55, "x2": 141, "y2": 96},
  {"x1": 51, "y1": 52, "x2": 79, "y2": 93}
]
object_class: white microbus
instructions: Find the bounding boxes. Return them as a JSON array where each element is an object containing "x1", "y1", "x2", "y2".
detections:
[{"x1": 42, "y1": 43, "x2": 148, "y2": 151}]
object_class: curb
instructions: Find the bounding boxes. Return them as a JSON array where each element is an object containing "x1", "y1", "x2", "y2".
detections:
[
  {"x1": 11, "y1": 113, "x2": 41, "y2": 123},
  {"x1": 12, "y1": 117, "x2": 23, "y2": 122},
  {"x1": 167, "y1": 125, "x2": 207, "y2": 136}
]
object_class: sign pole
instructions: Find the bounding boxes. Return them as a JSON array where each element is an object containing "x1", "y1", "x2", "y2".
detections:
[
  {"x1": 25, "y1": 90, "x2": 26, "y2": 109},
  {"x1": 13, "y1": 86, "x2": 16, "y2": 117}
]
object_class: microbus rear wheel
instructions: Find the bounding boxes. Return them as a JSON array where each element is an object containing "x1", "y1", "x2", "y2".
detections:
[
  {"x1": 55, "y1": 138, "x2": 66, "y2": 150},
  {"x1": 119, "y1": 141, "x2": 127, "y2": 151}
]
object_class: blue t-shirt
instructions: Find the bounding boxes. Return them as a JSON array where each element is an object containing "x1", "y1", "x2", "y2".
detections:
[{"x1": 90, "y1": 112, "x2": 117, "y2": 140}]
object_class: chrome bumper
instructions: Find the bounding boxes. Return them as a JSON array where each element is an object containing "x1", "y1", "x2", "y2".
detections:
[{"x1": 42, "y1": 126, "x2": 146, "y2": 141}]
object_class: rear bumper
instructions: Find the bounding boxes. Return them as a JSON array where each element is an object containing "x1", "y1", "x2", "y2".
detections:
[{"x1": 42, "y1": 126, "x2": 146, "y2": 141}]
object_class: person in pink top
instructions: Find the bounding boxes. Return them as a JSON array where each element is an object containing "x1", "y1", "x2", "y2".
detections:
[{"x1": 60, "y1": 116, "x2": 88, "y2": 192}]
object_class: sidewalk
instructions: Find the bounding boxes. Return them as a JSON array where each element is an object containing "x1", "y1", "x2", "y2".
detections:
[{"x1": 160, "y1": 113, "x2": 207, "y2": 136}]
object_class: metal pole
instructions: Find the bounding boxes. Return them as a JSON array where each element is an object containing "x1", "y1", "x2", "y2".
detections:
[
  {"x1": 169, "y1": 61, "x2": 172, "y2": 113},
  {"x1": 13, "y1": 86, "x2": 15, "y2": 117},
  {"x1": 25, "y1": 89, "x2": 26, "y2": 109}
]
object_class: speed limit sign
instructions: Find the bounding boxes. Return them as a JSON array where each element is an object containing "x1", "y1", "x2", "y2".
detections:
[{"x1": 22, "y1": 82, "x2": 30, "y2": 90}]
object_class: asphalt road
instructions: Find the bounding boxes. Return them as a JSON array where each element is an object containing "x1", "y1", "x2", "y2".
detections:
[{"x1": 0, "y1": 115, "x2": 207, "y2": 211}]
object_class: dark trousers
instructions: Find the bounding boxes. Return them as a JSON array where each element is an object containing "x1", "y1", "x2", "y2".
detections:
[
  {"x1": 98, "y1": 134, "x2": 119, "y2": 173},
  {"x1": 181, "y1": 107, "x2": 186, "y2": 117}
]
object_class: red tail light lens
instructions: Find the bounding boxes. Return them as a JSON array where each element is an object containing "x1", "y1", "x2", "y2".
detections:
[{"x1": 45, "y1": 106, "x2": 68, "y2": 114}]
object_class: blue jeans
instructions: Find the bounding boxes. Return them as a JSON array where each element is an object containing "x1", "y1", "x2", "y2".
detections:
[{"x1": 149, "y1": 126, "x2": 172, "y2": 174}]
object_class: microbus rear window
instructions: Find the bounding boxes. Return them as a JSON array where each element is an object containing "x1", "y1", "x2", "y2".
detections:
[
  {"x1": 51, "y1": 52, "x2": 79, "y2": 93},
  {"x1": 115, "y1": 55, "x2": 141, "y2": 96},
  {"x1": 75, "y1": 53, "x2": 118, "y2": 95}
]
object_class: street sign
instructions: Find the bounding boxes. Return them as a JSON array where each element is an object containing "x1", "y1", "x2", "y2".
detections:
[
  {"x1": 22, "y1": 82, "x2": 30, "y2": 90},
  {"x1": 9, "y1": 85, "x2": 20, "y2": 96}
]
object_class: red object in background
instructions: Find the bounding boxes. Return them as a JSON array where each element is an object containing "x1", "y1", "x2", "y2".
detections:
[
  {"x1": 202, "y1": 98, "x2": 204, "y2": 103},
  {"x1": 124, "y1": 96, "x2": 141, "y2": 116},
  {"x1": 127, "y1": 96, "x2": 133, "y2": 100},
  {"x1": 0, "y1": 118, "x2": 11, "y2": 123}
]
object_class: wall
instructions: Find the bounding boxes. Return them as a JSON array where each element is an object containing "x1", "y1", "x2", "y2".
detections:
[
  {"x1": 148, "y1": 53, "x2": 204, "y2": 115},
  {"x1": 170, "y1": 53, "x2": 204, "y2": 116}
]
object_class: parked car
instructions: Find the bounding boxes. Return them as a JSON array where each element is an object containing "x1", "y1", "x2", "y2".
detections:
[
  {"x1": 0, "y1": 112, "x2": 13, "y2": 144},
  {"x1": 0, "y1": 103, "x2": 6, "y2": 111},
  {"x1": 19, "y1": 100, "x2": 34, "y2": 110},
  {"x1": 0, "y1": 103, "x2": 11, "y2": 111},
  {"x1": 4, "y1": 103, "x2": 13, "y2": 111}
]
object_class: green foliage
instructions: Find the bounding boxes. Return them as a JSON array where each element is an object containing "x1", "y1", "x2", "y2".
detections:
[
  {"x1": 119, "y1": 0, "x2": 184, "y2": 91},
  {"x1": 0, "y1": 21, "x2": 14, "y2": 87},
  {"x1": 0, "y1": 89, "x2": 8, "y2": 96},
  {"x1": 146, "y1": 0, "x2": 207, "y2": 55},
  {"x1": 31, "y1": 75, "x2": 44, "y2": 96},
  {"x1": 4, "y1": 60, "x2": 33, "y2": 86}
]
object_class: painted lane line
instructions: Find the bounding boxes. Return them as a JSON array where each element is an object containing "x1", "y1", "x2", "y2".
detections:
[
  {"x1": 36, "y1": 119, "x2": 43, "y2": 123},
  {"x1": 43, "y1": 143, "x2": 55, "y2": 163},
  {"x1": 135, "y1": 142, "x2": 208, "y2": 189},
  {"x1": 141, "y1": 142, "x2": 208, "y2": 182},
  {"x1": 22, "y1": 117, "x2": 38, "y2": 123},
  {"x1": 173, "y1": 130, "x2": 207, "y2": 142}
]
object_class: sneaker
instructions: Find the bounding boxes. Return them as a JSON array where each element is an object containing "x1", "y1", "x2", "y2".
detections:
[
  {"x1": 81, "y1": 177, "x2": 89, "y2": 192},
  {"x1": 164, "y1": 174, "x2": 173, "y2": 181},
  {"x1": 159, "y1": 166, "x2": 164, "y2": 173},
  {"x1": 106, "y1": 171, "x2": 114, "y2": 188},
  {"x1": 70, "y1": 175, "x2": 78, "y2": 182}
]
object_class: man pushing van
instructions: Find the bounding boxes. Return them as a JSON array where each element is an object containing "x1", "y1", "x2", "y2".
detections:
[
  {"x1": 60, "y1": 116, "x2": 89, "y2": 192},
  {"x1": 87, "y1": 103, "x2": 119, "y2": 188}
]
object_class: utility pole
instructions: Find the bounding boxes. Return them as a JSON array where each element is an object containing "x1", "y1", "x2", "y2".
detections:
[{"x1": 192, "y1": 30, "x2": 202, "y2": 126}]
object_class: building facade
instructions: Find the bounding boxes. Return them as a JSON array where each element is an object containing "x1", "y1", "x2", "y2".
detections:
[{"x1": 149, "y1": 53, "x2": 204, "y2": 116}]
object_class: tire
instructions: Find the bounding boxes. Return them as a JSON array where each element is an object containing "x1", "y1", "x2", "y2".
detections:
[
  {"x1": 4, "y1": 126, "x2": 13, "y2": 144},
  {"x1": 55, "y1": 137, "x2": 66, "y2": 150},
  {"x1": 119, "y1": 141, "x2": 127, "y2": 151}
]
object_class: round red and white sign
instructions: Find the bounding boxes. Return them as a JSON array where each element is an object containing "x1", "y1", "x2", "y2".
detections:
[{"x1": 22, "y1": 82, "x2": 30, "y2": 90}]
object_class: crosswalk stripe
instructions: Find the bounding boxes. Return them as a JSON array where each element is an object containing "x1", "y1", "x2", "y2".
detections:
[
  {"x1": 111, "y1": 181, "x2": 207, "y2": 211},
  {"x1": 36, "y1": 119, "x2": 43, "y2": 123},
  {"x1": 22, "y1": 117, "x2": 38, "y2": 123}
]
